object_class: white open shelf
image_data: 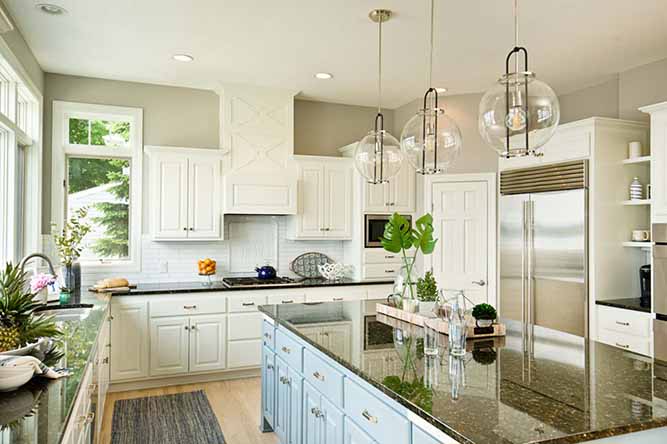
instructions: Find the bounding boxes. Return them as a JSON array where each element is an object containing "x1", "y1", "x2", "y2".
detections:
[
  {"x1": 622, "y1": 241, "x2": 652, "y2": 248},
  {"x1": 622, "y1": 156, "x2": 652, "y2": 165},
  {"x1": 622, "y1": 199, "x2": 651, "y2": 205}
]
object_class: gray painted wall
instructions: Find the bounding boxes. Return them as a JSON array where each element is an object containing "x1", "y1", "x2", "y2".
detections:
[
  {"x1": 42, "y1": 73, "x2": 220, "y2": 230},
  {"x1": 0, "y1": 1, "x2": 43, "y2": 92},
  {"x1": 393, "y1": 93, "x2": 499, "y2": 174},
  {"x1": 559, "y1": 77, "x2": 619, "y2": 124},
  {"x1": 619, "y1": 58, "x2": 667, "y2": 122},
  {"x1": 294, "y1": 99, "x2": 394, "y2": 157}
]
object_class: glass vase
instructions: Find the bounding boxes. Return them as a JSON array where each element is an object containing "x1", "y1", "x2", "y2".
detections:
[
  {"x1": 393, "y1": 256, "x2": 418, "y2": 311},
  {"x1": 61, "y1": 264, "x2": 75, "y2": 290},
  {"x1": 446, "y1": 290, "x2": 468, "y2": 357}
]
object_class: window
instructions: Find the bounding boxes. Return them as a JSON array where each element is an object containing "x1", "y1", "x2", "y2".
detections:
[{"x1": 52, "y1": 102, "x2": 143, "y2": 272}]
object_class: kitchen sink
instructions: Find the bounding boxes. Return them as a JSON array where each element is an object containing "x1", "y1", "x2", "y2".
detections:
[{"x1": 36, "y1": 305, "x2": 94, "y2": 322}]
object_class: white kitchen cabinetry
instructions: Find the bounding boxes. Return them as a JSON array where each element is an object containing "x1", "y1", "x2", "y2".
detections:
[
  {"x1": 363, "y1": 164, "x2": 415, "y2": 214},
  {"x1": 295, "y1": 321, "x2": 352, "y2": 361},
  {"x1": 596, "y1": 305, "x2": 652, "y2": 356},
  {"x1": 110, "y1": 299, "x2": 149, "y2": 382},
  {"x1": 147, "y1": 146, "x2": 223, "y2": 241},
  {"x1": 149, "y1": 316, "x2": 190, "y2": 377},
  {"x1": 288, "y1": 156, "x2": 353, "y2": 240},
  {"x1": 61, "y1": 366, "x2": 95, "y2": 444},
  {"x1": 640, "y1": 102, "x2": 667, "y2": 222}
]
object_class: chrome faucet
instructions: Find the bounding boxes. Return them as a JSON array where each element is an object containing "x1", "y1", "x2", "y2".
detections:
[{"x1": 18, "y1": 253, "x2": 58, "y2": 277}]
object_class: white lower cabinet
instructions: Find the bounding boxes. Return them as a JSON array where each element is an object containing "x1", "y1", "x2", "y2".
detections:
[
  {"x1": 595, "y1": 305, "x2": 652, "y2": 356},
  {"x1": 61, "y1": 366, "x2": 95, "y2": 444},
  {"x1": 110, "y1": 299, "x2": 149, "y2": 381},
  {"x1": 150, "y1": 315, "x2": 226, "y2": 376}
]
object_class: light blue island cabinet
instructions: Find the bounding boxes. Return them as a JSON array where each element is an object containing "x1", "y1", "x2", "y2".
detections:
[{"x1": 259, "y1": 302, "x2": 667, "y2": 444}]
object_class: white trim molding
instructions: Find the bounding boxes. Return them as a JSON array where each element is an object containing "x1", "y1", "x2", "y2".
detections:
[{"x1": 51, "y1": 100, "x2": 144, "y2": 273}]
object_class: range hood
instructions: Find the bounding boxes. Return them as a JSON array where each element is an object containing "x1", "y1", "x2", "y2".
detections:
[{"x1": 218, "y1": 83, "x2": 298, "y2": 215}]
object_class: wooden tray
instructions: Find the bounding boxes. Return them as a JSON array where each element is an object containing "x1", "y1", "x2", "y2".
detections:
[
  {"x1": 376, "y1": 303, "x2": 505, "y2": 338},
  {"x1": 88, "y1": 284, "x2": 137, "y2": 293}
]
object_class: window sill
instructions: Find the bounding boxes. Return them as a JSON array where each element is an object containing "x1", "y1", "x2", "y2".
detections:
[{"x1": 79, "y1": 260, "x2": 141, "y2": 274}]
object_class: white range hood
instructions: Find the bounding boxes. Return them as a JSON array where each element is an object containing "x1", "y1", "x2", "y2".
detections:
[{"x1": 218, "y1": 83, "x2": 298, "y2": 215}]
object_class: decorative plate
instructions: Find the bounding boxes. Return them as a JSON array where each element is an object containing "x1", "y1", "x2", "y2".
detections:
[{"x1": 290, "y1": 252, "x2": 334, "y2": 278}]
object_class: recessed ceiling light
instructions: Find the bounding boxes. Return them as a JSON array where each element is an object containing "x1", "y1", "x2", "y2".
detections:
[
  {"x1": 36, "y1": 3, "x2": 67, "y2": 15},
  {"x1": 172, "y1": 54, "x2": 194, "y2": 62},
  {"x1": 435, "y1": 87, "x2": 448, "y2": 93},
  {"x1": 314, "y1": 72, "x2": 333, "y2": 80}
]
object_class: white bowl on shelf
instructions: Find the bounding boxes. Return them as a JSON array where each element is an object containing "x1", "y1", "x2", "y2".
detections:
[
  {"x1": 318, "y1": 263, "x2": 350, "y2": 281},
  {"x1": 0, "y1": 366, "x2": 34, "y2": 392}
]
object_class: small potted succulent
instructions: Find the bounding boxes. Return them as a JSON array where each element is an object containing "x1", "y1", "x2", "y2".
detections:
[
  {"x1": 416, "y1": 271, "x2": 438, "y2": 314},
  {"x1": 472, "y1": 303, "x2": 497, "y2": 328}
]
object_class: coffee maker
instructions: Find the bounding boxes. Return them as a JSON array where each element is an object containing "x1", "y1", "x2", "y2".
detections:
[{"x1": 640, "y1": 264, "x2": 651, "y2": 308}]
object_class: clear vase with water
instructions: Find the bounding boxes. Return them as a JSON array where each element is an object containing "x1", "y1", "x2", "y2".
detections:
[
  {"x1": 446, "y1": 290, "x2": 468, "y2": 356},
  {"x1": 393, "y1": 256, "x2": 419, "y2": 312}
]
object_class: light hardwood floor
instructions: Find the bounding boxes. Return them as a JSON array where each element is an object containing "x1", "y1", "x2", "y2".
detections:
[{"x1": 99, "y1": 377, "x2": 279, "y2": 444}]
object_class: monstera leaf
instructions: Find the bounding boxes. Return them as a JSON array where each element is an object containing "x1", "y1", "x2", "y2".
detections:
[
  {"x1": 380, "y1": 213, "x2": 413, "y2": 253},
  {"x1": 412, "y1": 214, "x2": 437, "y2": 255}
]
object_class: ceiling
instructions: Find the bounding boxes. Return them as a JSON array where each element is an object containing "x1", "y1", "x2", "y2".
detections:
[{"x1": 5, "y1": 0, "x2": 667, "y2": 109}]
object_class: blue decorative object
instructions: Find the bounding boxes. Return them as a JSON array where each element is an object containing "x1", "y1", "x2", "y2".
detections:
[{"x1": 255, "y1": 265, "x2": 277, "y2": 280}]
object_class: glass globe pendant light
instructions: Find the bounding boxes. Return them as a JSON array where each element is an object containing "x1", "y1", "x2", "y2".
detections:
[
  {"x1": 478, "y1": 0, "x2": 560, "y2": 158},
  {"x1": 400, "y1": 0, "x2": 462, "y2": 175},
  {"x1": 354, "y1": 9, "x2": 403, "y2": 184}
]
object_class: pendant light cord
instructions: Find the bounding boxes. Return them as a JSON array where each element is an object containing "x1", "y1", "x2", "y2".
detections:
[
  {"x1": 377, "y1": 15, "x2": 383, "y2": 114},
  {"x1": 513, "y1": 0, "x2": 519, "y2": 74},
  {"x1": 426, "y1": 0, "x2": 435, "y2": 89}
]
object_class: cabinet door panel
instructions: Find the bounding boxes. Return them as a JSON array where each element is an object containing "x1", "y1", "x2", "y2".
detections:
[
  {"x1": 262, "y1": 347, "x2": 276, "y2": 427},
  {"x1": 149, "y1": 317, "x2": 190, "y2": 377},
  {"x1": 298, "y1": 163, "x2": 325, "y2": 237},
  {"x1": 364, "y1": 181, "x2": 389, "y2": 213},
  {"x1": 324, "y1": 165, "x2": 352, "y2": 238},
  {"x1": 322, "y1": 396, "x2": 344, "y2": 444},
  {"x1": 190, "y1": 315, "x2": 226, "y2": 372},
  {"x1": 390, "y1": 164, "x2": 415, "y2": 213},
  {"x1": 287, "y1": 372, "x2": 303, "y2": 444},
  {"x1": 303, "y1": 381, "x2": 321, "y2": 444},
  {"x1": 228, "y1": 312, "x2": 263, "y2": 340},
  {"x1": 110, "y1": 300, "x2": 148, "y2": 381},
  {"x1": 344, "y1": 417, "x2": 376, "y2": 444},
  {"x1": 153, "y1": 155, "x2": 189, "y2": 239},
  {"x1": 228, "y1": 339, "x2": 263, "y2": 368},
  {"x1": 274, "y1": 357, "x2": 290, "y2": 444},
  {"x1": 188, "y1": 157, "x2": 221, "y2": 239}
]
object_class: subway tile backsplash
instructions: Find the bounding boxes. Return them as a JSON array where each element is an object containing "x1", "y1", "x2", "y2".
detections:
[{"x1": 43, "y1": 215, "x2": 344, "y2": 286}]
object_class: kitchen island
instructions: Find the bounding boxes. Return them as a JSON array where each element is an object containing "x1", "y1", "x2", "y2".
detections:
[
  {"x1": 0, "y1": 291, "x2": 111, "y2": 444},
  {"x1": 259, "y1": 301, "x2": 667, "y2": 444}
]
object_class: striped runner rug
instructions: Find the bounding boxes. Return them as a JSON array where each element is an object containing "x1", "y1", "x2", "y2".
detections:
[{"x1": 111, "y1": 390, "x2": 225, "y2": 444}]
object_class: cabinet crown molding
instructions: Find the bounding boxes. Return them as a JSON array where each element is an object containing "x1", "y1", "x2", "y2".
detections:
[{"x1": 145, "y1": 145, "x2": 225, "y2": 157}]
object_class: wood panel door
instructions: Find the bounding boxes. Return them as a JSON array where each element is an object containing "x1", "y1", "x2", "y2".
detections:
[
  {"x1": 189, "y1": 315, "x2": 226, "y2": 372},
  {"x1": 149, "y1": 316, "x2": 190, "y2": 377},
  {"x1": 430, "y1": 180, "x2": 489, "y2": 306}
]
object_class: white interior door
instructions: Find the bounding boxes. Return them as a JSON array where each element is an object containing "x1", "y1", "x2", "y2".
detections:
[
  {"x1": 188, "y1": 156, "x2": 221, "y2": 239},
  {"x1": 431, "y1": 180, "x2": 490, "y2": 306}
]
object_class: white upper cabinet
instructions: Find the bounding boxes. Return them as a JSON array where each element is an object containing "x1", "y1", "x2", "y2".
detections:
[
  {"x1": 363, "y1": 164, "x2": 415, "y2": 214},
  {"x1": 219, "y1": 83, "x2": 298, "y2": 214},
  {"x1": 287, "y1": 156, "x2": 353, "y2": 240},
  {"x1": 640, "y1": 102, "x2": 667, "y2": 222},
  {"x1": 147, "y1": 146, "x2": 223, "y2": 241}
]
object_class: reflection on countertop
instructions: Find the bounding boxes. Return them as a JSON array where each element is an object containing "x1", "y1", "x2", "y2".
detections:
[
  {"x1": 259, "y1": 300, "x2": 667, "y2": 444},
  {"x1": 0, "y1": 291, "x2": 110, "y2": 444}
]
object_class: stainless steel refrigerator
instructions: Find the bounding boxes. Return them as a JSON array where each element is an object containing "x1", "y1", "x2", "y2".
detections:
[{"x1": 499, "y1": 160, "x2": 588, "y2": 338}]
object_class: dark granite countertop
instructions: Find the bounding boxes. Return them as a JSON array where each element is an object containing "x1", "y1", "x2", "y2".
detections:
[
  {"x1": 0, "y1": 291, "x2": 110, "y2": 443},
  {"x1": 596, "y1": 298, "x2": 651, "y2": 313},
  {"x1": 259, "y1": 301, "x2": 667, "y2": 444},
  {"x1": 107, "y1": 277, "x2": 392, "y2": 295}
]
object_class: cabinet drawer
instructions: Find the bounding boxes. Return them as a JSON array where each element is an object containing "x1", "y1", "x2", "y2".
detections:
[
  {"x1": 228, "y1": 339, "x2": 262, "y2": 368},
  {"x1": 344, "y1": 378, "x2": 410, "y2": 444},
  {"x1": 303, "y1": 348, "x2": 344, "y2": 407},
  {"x1": 228, "y1": 293, "x2": 268, "y2": 312},
  {"x1": 363, "y1": 263, "x2": 400, "y2": 280},
  {"x1": 275, "y1": 329, "x2": 304, "y2": 372},
  {"x1": 263, "y1": 321, "x2": 275, "y2": 350},
  {"x1": 150, "y1": 295, "x2": 226, "y2": 318},
  {"x1": 363, "y1": 249, "x2": 402, "y2": 264},
  {"x1": 267, "y1": 293, "x2": 306, "y2": 305},
  {"x1": 305, "y1": 287, "x2": 365, "y2": 302},
  {"x1": 365, "y1": 284, "x2": 394, "y2": 301},
  {"x1": 228, "y1": 312, "x2": 263, "y2": 340},
  {"x1": 597, "y1": 305, "x2": 651, "y2": 337},
  {"x1": 597, "y1": 328, "x2": 651, "y2": 356}
]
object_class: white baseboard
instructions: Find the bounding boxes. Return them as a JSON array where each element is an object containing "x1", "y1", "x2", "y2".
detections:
[{"x1": 109, "y1": 367, "x2": 261, "y2": 393}]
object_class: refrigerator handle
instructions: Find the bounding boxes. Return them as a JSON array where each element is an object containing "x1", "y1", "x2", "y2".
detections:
[
  {"x1": 527, "y1": 200, "x2": 535, "y2": 356},
  {"x1": 521, "y1": 201, "x2": 527, "y2": 344}
]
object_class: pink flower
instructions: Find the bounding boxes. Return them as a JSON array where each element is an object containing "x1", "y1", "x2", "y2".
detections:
[{"x1": 30, "y1": 273, "x2": 56, "y2": 293}]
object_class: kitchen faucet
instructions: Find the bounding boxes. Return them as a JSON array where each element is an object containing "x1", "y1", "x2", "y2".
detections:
[{"x1": 18, "y1": 253, "x2": 58, "y2": 277}]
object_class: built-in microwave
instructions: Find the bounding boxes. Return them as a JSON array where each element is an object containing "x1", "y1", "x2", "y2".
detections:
[{"x1": 365, "y1": 214, "x2": 411, "y2": 248}]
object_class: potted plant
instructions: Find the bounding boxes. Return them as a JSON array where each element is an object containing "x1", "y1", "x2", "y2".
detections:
[
  {"x1": 51, "y1": 207, "x2": 91, "y2": 291},
  {"x1": 380, "y1": 213, "x2": 437, "y2": 313},
  {"x1": 472, "y1": 303, "x2": 497, "y2": 328},
  {"x1": 29, "y1": 273, "x2": 56, "y2": 304},
  {"x1": 0, "y1": 263, "x2": 61, "y2": 354},
  {"x1": 416, "y1": 271, "x2": 438, "y2": 314}
]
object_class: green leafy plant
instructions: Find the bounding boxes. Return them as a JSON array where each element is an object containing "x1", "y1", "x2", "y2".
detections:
[
  {"x1": 472, "y1": 303, "x2": 497, "y2": 320},
  {"x1": 380, "y1": 213, "x2": 437, "y2": 300},
  {"x1": 51, "y1": 207, "x2": 92, "y2": 266},
  {"x1": 0, "y1": 263, "x2": 61, "y2": 352},
  {"x1": 416, "y1": 271, "x2": 438, "y2": 302}
]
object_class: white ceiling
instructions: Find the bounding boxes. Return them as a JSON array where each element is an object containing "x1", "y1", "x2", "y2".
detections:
[{"x1": 6, "y1": 0, "x2": 667, "y2": 109}]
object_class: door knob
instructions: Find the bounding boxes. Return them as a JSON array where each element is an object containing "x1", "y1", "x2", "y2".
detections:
[{"x1": 472, "y1": 280, "x2": 486, "y2": 286}]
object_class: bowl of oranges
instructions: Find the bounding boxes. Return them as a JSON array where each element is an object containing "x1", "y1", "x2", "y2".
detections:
[{"x1": 198, "y1": 258, "x2": 217, "y2": 276}]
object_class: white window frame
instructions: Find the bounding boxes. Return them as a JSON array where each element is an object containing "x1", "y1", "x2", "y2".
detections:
[
  {"x1": 0, "y1": 35, "x2": 42, "y2": 265},
  {"x1": 51, "y1": 101, "x2": 143, "y2": 273}
]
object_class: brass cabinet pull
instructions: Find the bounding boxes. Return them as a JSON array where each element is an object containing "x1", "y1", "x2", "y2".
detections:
[
  {"x1": 312, "y1": 371, "x2": 325, "y2": 381},
  {"x1": 362, "y1": 410, "x2": 378, "y2": 424},
  {"x1": 615, "y1": 342, "x2": 630, "y2": 349},
  {"x1": 281, "y1": 346, "x2": 291, "y2": 354}
]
